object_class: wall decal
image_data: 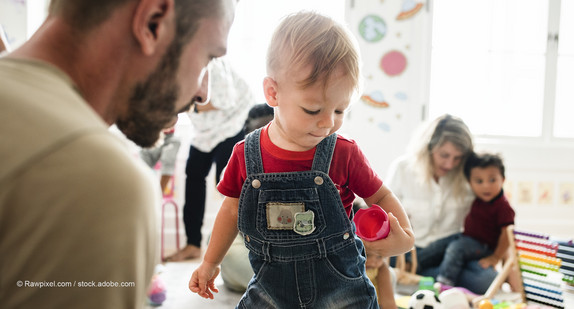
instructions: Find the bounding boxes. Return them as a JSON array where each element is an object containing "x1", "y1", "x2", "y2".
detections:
[
  {"x1": 559, "y1": 182, "x2": 574, "y2": 205},
  {"x1": 504, "y1": 180, "x2": 514, "y2": 204},
  {"x1": 361, "y1": 90, "x2": 389, "y2": 108},
  {"x1": 380, "y1": 50, "x2": 407, "y2": 76},
  {"x1": 378, "y1": 122, "x2": 391, "y2": 132},
  {"x1": 396, "y1": 0, "x2": 424, "y2": 20},
  {"x1": 517, "y1": 181, "x2": 534, "y2": 204},
  {"x1": 537, "y1": 182, "x2": 554, "y2": 205},
  {"x1": 358, "y1": 15, "x2": 387, "y2": 43},
  {"x1": 394, "y1": 92, "x2": 408, "y2": 101}
]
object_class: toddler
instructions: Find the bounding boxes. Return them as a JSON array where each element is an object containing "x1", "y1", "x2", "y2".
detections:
[
  {"x1": 437, "y1": 152, "x2": 515, "y2": 286},
  {"x1": 365, "y1": 250, "x2": 398, "y2": 309},
  {"x1": 189, "y1": 11, "x2": 414, "y2": 308},
  {"x1": 139, "y1": 121, "x2": 181, "y2": 193}
]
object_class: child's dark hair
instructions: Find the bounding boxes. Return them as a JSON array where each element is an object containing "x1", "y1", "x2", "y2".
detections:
[
  {"x1": 243, "y1": 103, "x2": 274, "y2": 134},
  {"x1": 463, "y1": 152, "x2": 506, "y2": 180}
]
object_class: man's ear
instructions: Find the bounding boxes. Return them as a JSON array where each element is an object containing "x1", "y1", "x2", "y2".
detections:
[
  {"x1": 132, "y1": 0, "x2": 175, "y2": 56},
  {"x1": 263, "y1": 77, "x2": 279, "y2": 107}
]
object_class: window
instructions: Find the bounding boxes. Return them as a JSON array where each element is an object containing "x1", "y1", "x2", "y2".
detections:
[
  {"x1": 428, "y1": 0, "x2": 573, "y2": 140},
  {"x1": 555, "y1": 0, "x2": 574, "y2": 138}
]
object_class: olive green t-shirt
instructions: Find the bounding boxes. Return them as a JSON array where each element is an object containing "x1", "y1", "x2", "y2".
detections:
[{"x1": 0, "y1": 58, "x2": 157, "y2": 308}]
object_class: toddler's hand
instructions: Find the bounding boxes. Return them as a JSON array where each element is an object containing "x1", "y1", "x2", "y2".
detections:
[
  {"x1": 362, "y1": 212, "x2": 415, "y2": 257},
  {"x1": 189, "y1": 262, "x2": 220, "y2": 299}
]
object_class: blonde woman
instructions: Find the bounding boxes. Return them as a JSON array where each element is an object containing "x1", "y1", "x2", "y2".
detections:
[{"x1": 386, "y1": 114, "x2": 497, "y2": 294}]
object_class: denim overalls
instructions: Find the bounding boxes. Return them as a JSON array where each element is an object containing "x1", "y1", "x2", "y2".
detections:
[{"x1": 237, "y1": 129, "x2": 378, "y2": 309}]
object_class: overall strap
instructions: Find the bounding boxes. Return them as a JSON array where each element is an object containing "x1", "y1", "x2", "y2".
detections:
[
  {"x1": 244, "y1": 128, "x2": 264, "y2": 177},
  {"x1": 311, "y1": 133, "x2": 337, "y2": 174}
]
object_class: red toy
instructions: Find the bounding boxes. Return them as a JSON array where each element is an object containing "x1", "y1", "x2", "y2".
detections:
[{"x1": 353, "y1": 205, "x2": 390, "y2": 241}]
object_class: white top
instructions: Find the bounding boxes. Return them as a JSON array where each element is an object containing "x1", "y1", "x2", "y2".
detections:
[
  {"x1": 187, "y1": 58, "x2": 256, "y2": 152},
  {"x1": 385, "y1": 156, "x2": 474, "y2": 247}
]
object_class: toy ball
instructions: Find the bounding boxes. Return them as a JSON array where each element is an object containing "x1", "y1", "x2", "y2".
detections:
[
  {"x1": 147, "y1": 274, "x2": 167, "y2": 306},
  {"x1": 438, "y1": 289, "x2": 469, "y2": 309},
  {"x1": 409, "y1": 289, "x2": 442, "y2": 309},
  {"x1": 478, "y1": 299, "x2": 493, "y2": 309}
]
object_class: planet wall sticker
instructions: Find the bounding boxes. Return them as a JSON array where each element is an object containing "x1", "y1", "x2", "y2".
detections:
[
  {"x1": 396, "y1": 0, "x2": 424, "y2": 20},
  {"x1": 358, "y1": 15, "x2": 387, "y2": 43},
  {"x1": 380, "y1": 50, "x2": 407, "y2": 76}
]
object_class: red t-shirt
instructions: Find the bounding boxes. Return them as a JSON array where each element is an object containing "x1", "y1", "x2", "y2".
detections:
[
  {"x1": 217, "y1": 125, "x2": 383, "y2": 216},
  {"x1": 463, "y1": 191, "x2": 515, "y2": 250}
]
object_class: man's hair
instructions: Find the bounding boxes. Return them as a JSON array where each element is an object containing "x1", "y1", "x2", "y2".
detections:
[
  {"x1": 464, "y1": 152, "x2": 506, "y2": 180},
  {"x1": 49, "y1": 0, "x2": 225, "y2": 42},
  {"x1": 266, "y1": 11, "x2": 361, "y2": 93}
]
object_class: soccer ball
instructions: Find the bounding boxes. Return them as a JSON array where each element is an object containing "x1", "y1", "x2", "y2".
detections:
[{"x1": 408, "y1": 290, "x2": 442, "y2": 309}]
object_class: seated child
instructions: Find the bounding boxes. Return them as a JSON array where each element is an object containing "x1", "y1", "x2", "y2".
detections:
[
  {"x1": 436, "y1": 152, "x2": 515, "y2": 286},
  {"x1": 188, "y1": 11, "x2": 414, "y2": 308},
  {"x1": 365, "y1": 249, "x2": 398, "y2": 309},
  {"x1": 139, "y1": 120, "x2": 181, "y2": 193}
]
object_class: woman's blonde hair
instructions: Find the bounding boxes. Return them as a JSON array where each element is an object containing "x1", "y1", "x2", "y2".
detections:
[
  {"x1": 407, "y1": 114, "x2": 474, "y2": 201},
  {"x1": 266, "y1": 11, "x2": 361, "y2": 94}
]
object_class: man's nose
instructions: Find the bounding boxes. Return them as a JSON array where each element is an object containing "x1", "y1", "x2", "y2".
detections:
[{"x1": 193, "y1": 68, "x2": 210, "y2": 105}]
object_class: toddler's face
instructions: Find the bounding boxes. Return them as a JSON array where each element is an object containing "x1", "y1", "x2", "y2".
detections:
[
  {"x1": 267, "y1": 64, "x2": 354, "y2": 151},
  {"x1": 468, "y1": 166, "x2": 504, "y2": 202},
  {"x1": 365, "y1": 252, "x2": 385, "y2": 270}
]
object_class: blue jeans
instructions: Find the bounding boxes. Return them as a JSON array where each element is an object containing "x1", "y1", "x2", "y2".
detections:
[
  {"x1": 436, "y1": 235, "x2": 492, "y2": 286},
  {"x1": 416, "y1": 234, "x2": 497, "y2": 294}
]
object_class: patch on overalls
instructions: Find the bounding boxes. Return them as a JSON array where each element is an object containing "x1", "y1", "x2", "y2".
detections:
[
  {"x1": 294, "y1": 210, "x2": 316, "y2": 236},
  {"x1": 266, "y1": 202, "x2": 305, "y2": 230}
]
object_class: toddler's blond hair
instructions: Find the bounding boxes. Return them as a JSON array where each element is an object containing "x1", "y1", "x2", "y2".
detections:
[{"x1": 267, "y1": 11, "x2": 361, "y2": 93}]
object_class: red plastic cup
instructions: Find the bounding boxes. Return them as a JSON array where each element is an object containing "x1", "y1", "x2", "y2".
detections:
[{"x1": 353, "y1": 205, "x2": 390, "y2": 241}]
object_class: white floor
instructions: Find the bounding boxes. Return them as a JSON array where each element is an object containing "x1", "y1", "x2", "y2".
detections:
[
  {"x1": 144, "y1": 260, "x2": 243, "y2": 309},
  {"x1": 148, "y1": 144, "x2": 242, "y2": 308}
]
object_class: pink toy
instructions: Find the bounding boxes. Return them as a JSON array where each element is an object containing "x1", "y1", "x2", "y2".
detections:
[
  {"x1": 353, "y1": 205, "x2": 390, "y2": 241},
  {"x1": 434, "y1": 282, "x2": 478, "y2": 303},
  {"x1": 147, "y1": 274, "x2": 167, "y2": 306}
]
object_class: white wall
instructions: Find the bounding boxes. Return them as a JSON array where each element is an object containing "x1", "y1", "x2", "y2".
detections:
[
  {"x1": 342, "y1": 0, "x2": 430, "y2": 178},
  {"x1": 0, "y1": 0, "x2": 48, "y2": 50},
  {"x1": 476, "y1": 140, "x2": 574, "y2": 239}
]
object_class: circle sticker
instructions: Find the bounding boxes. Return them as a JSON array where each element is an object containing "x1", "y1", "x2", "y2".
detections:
[
  {"x1": 358, "y1": 15, "x2": 387, "y2": 43},
  {"x1": 380, "y1": 50, "x2": 407, "y2": 76}
]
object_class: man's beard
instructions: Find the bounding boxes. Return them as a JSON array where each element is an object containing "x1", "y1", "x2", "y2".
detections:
[{"x1": 116, "y1": 39, "x2": 184, "y2": 148}]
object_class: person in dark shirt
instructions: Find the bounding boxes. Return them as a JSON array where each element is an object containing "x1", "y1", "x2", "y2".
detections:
[{"x1": 437, "y1": 152, "x2": 515, "y2": 286}]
